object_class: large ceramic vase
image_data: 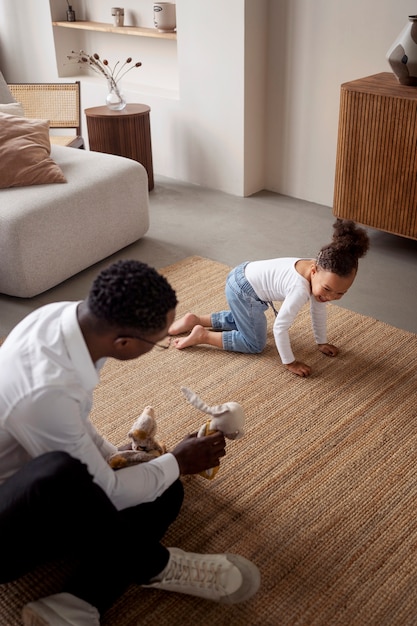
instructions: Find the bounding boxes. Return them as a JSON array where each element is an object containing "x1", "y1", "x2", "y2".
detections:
[{"x1": 386, "y1": 15, "x2": 417, "y2": 86}]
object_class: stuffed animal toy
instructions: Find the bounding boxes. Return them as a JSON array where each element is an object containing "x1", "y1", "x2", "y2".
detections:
[
  {"x1": 181, "y1": 386, "x2": 245, "y2": 479},
  {"x1": 108, "y1": 405, "x2": 166, "y2": 469},
  {"x1": 107, "y1": 388, "x2": 245, "y2": 479}
]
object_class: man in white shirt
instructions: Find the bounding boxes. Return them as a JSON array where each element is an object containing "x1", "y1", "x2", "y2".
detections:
[{"x1": 0, "y1": 260, "x2": 260, "y2": 626}]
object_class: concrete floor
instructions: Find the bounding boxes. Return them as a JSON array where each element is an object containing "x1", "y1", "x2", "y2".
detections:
[{"x1": 1, "y1": 176, "x2": 417, "y2": 337}]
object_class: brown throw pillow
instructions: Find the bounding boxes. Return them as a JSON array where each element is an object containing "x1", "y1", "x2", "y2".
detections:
[{"x1": 0, "y1": 112, "x2": 67, "y2": 188}]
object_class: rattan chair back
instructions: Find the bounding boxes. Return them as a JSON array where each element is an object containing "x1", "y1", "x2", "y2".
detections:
[{"x1": 8, "y1": 82, "x2": 84, "y2": 148}]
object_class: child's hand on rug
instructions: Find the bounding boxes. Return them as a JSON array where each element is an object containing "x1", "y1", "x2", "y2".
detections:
[
  {"x1": 285, "y1": 360, "x2": 312, "y2": 377},
  {"x1": 172, "y1": 431, "x2": 226, "y2": 475},
  {"x1": 318, "y1": 343, "x2": 339, "y2": 357}
]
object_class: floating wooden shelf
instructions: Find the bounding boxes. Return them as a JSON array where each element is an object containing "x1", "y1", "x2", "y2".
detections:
[{"x1": 52, "y1": 20, "x2": 177, "y2": 40}]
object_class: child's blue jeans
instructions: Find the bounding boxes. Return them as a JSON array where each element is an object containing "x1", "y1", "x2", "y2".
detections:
[{"x1": 211, "y1": 262, "x2": 269, "y2": 353}]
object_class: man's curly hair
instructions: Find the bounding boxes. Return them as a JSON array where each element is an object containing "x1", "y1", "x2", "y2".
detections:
[
  {"x1": 88, "y1": 260, "x2": 177, "y2": 332},
  {"x1": 316, "y1": 219, "x2": 369, "y2": 276}
]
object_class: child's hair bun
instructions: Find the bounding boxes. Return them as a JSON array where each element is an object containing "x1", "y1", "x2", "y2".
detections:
[
  {"x1": 332, "y1": 219, "x2": 370, "y2": 259},
  {"x1": 316, "y1": 219, "x2": 369, "y2": 276}
]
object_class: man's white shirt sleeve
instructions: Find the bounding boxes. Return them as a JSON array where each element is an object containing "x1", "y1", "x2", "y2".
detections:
[{"x1": 0, "y1": 301, "x2": 180, "y2": 510}]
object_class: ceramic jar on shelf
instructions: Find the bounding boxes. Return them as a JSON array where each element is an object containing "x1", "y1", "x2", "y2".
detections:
[{"x1": 153, "y1": 2, "x2": 176, "y2": 33}]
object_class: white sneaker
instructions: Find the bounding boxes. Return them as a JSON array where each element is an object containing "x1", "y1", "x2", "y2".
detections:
[
  {"x1": 22, "y1": 592, "x2": 100, "y2": 626},
  {"x1": 144, "y1": 547, "x2": 260, "y2": 604}
]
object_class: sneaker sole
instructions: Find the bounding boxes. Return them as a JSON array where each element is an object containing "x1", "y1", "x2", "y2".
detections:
[{"x1": 219, "y1": 554, "x2": 261, "y2": 604}]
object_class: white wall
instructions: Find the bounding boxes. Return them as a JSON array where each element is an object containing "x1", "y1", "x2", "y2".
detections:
[
  {"x1": 266, "y1": 0, "x2": 417, "y2": 206},
  {"x1": 0, "y1": 0, "x2": 267, "y2": 197},
  {"x1": 244, "y1": 1, "x2": 268, "y2": 196},
  {"x1": 0, "y1": 1, "x2": 57, "y2": 80},
  {"x1": 175, "y1": 0, "x2": 245, "y2": 195},
  {"x1": 0, "y1": 0, "x2": 415, "y2": 205}
]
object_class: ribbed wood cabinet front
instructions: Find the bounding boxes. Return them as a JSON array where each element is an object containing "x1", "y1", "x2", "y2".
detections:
[{"x1": 333, "y1": 72, "x2": 417, "y2": 240}]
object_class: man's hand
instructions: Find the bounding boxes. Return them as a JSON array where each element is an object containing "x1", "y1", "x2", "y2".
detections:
[
  {"x1": 318, "y1": 343, "x2": 339, "y2": 357},
  {"x1": 172, "y1": 431, "x2": 226, "y2": 475},
  {"x1": 285, "y1": 360, "x2": 312, "y2": 377}
]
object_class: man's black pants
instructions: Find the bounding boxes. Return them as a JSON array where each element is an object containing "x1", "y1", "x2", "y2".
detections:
[{"x1": 0, "y1": 451, "x2": 184, "y2": 613}]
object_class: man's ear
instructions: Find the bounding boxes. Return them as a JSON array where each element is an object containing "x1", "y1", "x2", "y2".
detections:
[
  {"x1": 112, "y1": 336, "x2": 133, "y2": 354},
  {"x1": 114, "y1": 336, "x2": 129, "y2": 347}
]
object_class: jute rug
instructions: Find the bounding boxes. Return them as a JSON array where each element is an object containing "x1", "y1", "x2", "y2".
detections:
[{"x1": 1, "y1": 255, "x2": 417, "y2": 626}]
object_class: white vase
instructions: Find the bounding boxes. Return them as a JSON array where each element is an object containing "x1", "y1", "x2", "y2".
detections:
[
  {"x1": 106, "y1": 80, "x2": 126, "y2": 111},
  {"x1": 386, "y1": 15, "x2": 417, "y2": 86}
]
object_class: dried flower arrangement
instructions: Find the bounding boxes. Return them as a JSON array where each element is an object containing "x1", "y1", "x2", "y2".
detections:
[{"x1": 66, "y1": 50, "x2": 142, "y2": 105}]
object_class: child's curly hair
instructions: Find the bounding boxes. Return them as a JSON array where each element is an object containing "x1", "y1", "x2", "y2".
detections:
[
  {"x1": 88, "y1": 259, "x2": 177, "y2": 333},
  {"x1": 316, "y1": 219, "x2": 369, "y2": 277}
]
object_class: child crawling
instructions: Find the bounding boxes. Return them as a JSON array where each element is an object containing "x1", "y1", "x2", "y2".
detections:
[{"x1": 169, "y1": 219, "x2": 369, "y2": 377}]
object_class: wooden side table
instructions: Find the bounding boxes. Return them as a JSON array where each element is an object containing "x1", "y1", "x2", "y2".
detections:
[
  {"x1": 333, "y1": 72, "x2": 417, "y2": 240},
  {"x1": 85, "y1": 104, "x2": 154, "y2": 191}
]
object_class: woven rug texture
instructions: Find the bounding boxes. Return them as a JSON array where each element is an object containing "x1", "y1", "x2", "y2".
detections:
[{"x1": 1, "y1": 255, "x2": 417, "y2": 626}]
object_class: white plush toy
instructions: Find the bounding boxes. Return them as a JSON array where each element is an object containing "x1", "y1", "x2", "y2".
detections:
[{"x1": 181, "y1": 386, "x2": 245, "y2": 479}]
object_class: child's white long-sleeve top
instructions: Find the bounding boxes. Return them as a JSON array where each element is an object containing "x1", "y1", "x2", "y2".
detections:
[{"x1": 245, "y1": 258, "x2": 327, "y2": 364}]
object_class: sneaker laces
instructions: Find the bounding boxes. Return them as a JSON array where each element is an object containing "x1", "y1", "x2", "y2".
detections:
[{"x1": 163, "y1": 554, "x2": 232, "y2": 596}]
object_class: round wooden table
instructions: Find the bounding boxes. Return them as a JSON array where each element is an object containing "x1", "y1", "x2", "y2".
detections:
[{"x1": 85, "y1": 104, "x2": 154, "y2": 191}]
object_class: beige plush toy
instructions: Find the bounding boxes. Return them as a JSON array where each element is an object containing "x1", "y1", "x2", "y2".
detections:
[
  {"x1": 181, "y1": 386, "x2": 245, "y2": 479},
  {"x1": 108, "y1": 405, "x2": 166, "y2": 469}
]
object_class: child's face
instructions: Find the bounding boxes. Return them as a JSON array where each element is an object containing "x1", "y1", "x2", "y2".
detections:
[{"x1": 310, "y1": 266, "x2": 356, "y2": 303}]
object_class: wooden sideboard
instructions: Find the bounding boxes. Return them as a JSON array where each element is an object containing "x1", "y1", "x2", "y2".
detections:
[{"x1": 333, "y1": 72, "x2": 417, "y2": 240}]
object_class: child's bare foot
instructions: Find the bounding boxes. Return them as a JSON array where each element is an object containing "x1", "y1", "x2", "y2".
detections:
[
  {"x1": 169, "y1": 312, "x2": 201, "y2": 335},
  {"x1": 172, "y1": 325, "x2": 209, "y2": 349}
]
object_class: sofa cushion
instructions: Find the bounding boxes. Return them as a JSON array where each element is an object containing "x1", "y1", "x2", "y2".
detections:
[
  {"x1": 0, "y1": 112, "x2": 66, "y2": 188},
  {"x1": 0, "y1": 102, "x2": 24, "y2": 116},
  {"x1": 0, "y1": 145, "x2": 150, "y2": 297},
  {"x1": 0, "y1": 71, "x2": 16, "y2": 104}
]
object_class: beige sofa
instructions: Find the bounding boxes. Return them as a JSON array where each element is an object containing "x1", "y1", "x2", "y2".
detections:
[{"x1": 0, "y1": 145, "x2": 149, "y2": 297}]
